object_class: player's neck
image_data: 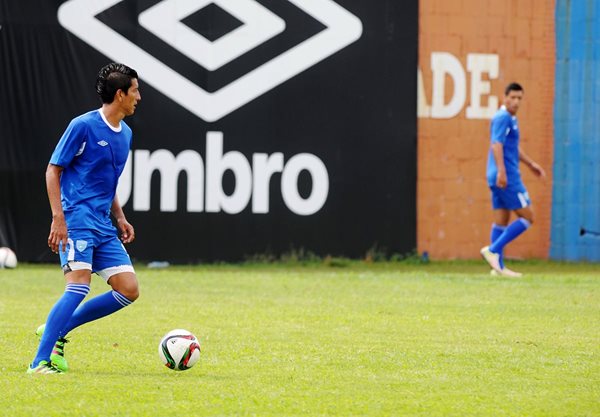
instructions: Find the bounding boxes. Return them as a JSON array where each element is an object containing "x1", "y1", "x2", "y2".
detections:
[
  {"x1": 100, "y1": 105, "x2": 124, "y2": 128},
  {"x1": 502, "y1": 104, "x2": 518, "y2": 116}
]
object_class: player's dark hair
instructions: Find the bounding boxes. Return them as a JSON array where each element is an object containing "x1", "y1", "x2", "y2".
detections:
[
  {"x1": 95, "y1": 63, "x2": 138, "y2": 104},
  {"x1": 505, "y1": 82, "x2": 523, "y2": 95}
]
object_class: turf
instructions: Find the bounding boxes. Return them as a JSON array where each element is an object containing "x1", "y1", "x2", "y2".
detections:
[{"x1": 1, "y1": 261, "x2": 598, "y2": 416}]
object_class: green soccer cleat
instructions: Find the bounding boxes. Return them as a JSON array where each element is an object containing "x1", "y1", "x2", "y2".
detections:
[
  {"x1": 27, "y1": 360, "x2": 63, "y2": 374},
  {"x1": 35, "y1": 324, "x2": 69, "y2": 372}
]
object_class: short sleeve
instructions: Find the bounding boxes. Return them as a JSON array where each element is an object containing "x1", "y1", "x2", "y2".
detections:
[
  {"x1": 490, "y1": 114, "x2": 511, "y2": 145},
  {"x1": 49, "y1": 118, "x2": 87, "y2": 167}
]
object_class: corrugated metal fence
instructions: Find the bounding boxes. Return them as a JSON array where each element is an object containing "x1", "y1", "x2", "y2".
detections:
[{"x1": 551, "y1": 0, "x2": 600, "y2": 260}]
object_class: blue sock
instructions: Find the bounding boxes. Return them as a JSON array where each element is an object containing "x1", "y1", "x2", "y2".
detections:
[
  {"x1": 59, "y1": 290, "x2": 133, "y2": 338},
  {"x1": 489, "y1": 218, "x2": 531, "y2": 255},
  {"x1": 491, "y1": 224, "x2": 507, "y2": 269},
  {"x1": 31, "y1": 283, "x2": 90, "y2": 367}
]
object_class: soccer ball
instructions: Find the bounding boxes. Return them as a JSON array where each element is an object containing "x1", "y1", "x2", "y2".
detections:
[
  {"x1": 158, "y1": 329, "x2": 201, "y2": 371},
  {"x1": 0, "y1": 247, "x2": 17, "y2": 269}
]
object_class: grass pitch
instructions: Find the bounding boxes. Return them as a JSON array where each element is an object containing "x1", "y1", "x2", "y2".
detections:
[{"x1": 1, "y1": 261, "x2": 598, "y2": 416}]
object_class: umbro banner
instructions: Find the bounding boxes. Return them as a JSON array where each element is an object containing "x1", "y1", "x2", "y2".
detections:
[{"x1": 0, "y1": 0, "x2": 417, "y2": 263}]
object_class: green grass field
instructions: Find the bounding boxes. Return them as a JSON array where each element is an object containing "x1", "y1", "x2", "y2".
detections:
[{"x1": 1, "y1": 261, "x2": 598, "y2": 416}]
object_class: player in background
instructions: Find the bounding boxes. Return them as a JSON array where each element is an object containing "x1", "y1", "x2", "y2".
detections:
[
  {"x1": 28, "y1": 63, "x2": 141, "y2": 374},
  {"x1": 480, "y1": 83, "x2": 546, "y2": 277}
]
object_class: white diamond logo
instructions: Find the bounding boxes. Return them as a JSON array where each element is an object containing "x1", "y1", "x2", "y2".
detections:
[
  {"x1": 58, "y1": 0, "x2": 363, "y2": 122},
  {"x1": 138, "y1": 0, "x2": 285, "y2": 71},
  {"x1": 97, "y1": 140, "x2": 109, "y2": 147}
]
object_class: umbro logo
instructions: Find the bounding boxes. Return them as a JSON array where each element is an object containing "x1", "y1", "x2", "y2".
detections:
[
  {"x1": 97, "y1": 140, "x2": 109, "y2": 147},
  {"x1": 57, "y1": 0, "x2": 362, "y2": 122}
]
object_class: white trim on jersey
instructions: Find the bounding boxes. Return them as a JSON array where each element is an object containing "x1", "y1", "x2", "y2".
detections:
[{"x1": 98, "y1": 108, "x2": 122, "y2": 132}]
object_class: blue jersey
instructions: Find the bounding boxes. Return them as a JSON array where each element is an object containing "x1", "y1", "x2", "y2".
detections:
[
  {"x1": 50, "y1": 109, "x2": 132, "y2": 236},
  {"x1": 486, "y1": 106, "x2": 521, "y2": 187}
]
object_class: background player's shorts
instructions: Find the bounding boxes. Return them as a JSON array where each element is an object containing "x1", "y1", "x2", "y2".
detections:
[
  {"x1": 58, "y1": 230, "x2": 134, "y2": 281},
  {"x1": 490, "y1": 183, "x2": 531, "y2": 210}
]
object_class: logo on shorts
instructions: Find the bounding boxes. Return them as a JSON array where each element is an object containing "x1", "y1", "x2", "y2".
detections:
[
  {"x1": 76, "y1": 240, "x2": 88, "y2": 252},
  {"x1": 57, "y1": 0, "x2": 362, "y2": 122}
]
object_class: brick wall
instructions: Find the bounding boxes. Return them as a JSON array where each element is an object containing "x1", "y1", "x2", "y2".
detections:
[{"x1": 417, "y1": 0, "x2": 555, "y2": 259}]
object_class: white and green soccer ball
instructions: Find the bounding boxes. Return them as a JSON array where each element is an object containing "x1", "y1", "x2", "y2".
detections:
[{"x1": 158, "y1": 329, "x2": 201, "y2": 371}]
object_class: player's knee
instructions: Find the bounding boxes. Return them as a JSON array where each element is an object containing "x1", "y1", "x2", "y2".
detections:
[
  {"x1": 110, "y1": 278, "x2": 139, "y2": 301},
  {"x1": 520, "y1": 214, "x2": 534, "y2": 226},
  {"x1": 517, "y1": 206, "x2": 534, "y2": 225},
  {"x1": 525, "y1": 212, "x2": 534, "y2": 224},
  {"x1": 120, "y1": 285, "x2": 139, "y2": 302}
]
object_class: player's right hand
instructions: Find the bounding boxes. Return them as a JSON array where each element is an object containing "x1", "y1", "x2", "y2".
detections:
[
  {"x1": 496, "y1": 171, "x2": 508, "y2": 189},
  {"x1": 48, "y1": 214, "x2": 68, "y2": 254}
]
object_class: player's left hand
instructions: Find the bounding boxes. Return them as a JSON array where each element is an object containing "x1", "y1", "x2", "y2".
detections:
[
  {"x1": 529, "y1": 162, "x2": 546, "y2": 179},
  {"x1": 117, "y1": 218, "x2": 135, "y2": 243}
]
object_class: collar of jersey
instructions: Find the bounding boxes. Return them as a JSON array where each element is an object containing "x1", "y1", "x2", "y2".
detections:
[
  {"x1": 98, "y1": 108, "x2": 122, "y2": 133},
  {"x1": 500, "y1": 105, "x2": 517, "y2": 120}
]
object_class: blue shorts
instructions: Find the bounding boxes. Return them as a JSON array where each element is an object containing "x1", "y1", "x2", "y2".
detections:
[
  {"x1": 490, "y1": 183, "x2": 531, "y2": 210},
  {"x1": 59, "y1": 230, "x2": 134, "y2": 281}
]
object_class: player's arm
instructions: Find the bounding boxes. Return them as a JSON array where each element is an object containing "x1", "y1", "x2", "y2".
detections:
[
  {"x1": 519, "y1": 147, "x2": 546, "y2": 178},
  {"x1": 46, "y1": 164, "x2": 68, "y2": 253},
  {"x1": 490, "y1": 143, "x2": 507, "y2": 188},
  {"x1": 111, "y1": 196, "x2": 135, "y2": 243},
  {"x1": 490, "y1": 115, "x2": 510, "y2": 189}
]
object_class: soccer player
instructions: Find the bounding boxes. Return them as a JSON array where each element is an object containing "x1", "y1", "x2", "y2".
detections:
[
  {"x1": 27, "y1": 63, "x2": 141, "y2": 374},
  {"x1": 480, "y1": 83, "x2": 546, "y2": 277}
]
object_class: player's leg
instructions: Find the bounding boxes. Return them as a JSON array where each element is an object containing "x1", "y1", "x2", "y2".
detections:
[
  {"x1": 481, "y1": 187, "x2": 507, "y2": 272},
  {"x1": 491, "y1": 209, "x2": 510, "y2": 269},
  {"x1": 34, "y1": 323, "x2": 70, "y2": 372},
  {"x1": 514, "y1": 205, "x2": 534, "y2": 223},
  {"x1": 30, "y1": 235, "x2": 93, "y2": 371},
  {"x1": 495, "y1": 204, "x2": 533, "y2": 278},
  {"x1": 107, "y1": 271, "x2": 139, "y2": 301},
  {"x1": 490, "y1": 206, "x2": 532, "y2": 255},
  {"x1": 58, "y1": 236, "x2": 138, "y2": 337},
  {"x1": 59, "y1": 272, "x2": 138, "y2": 337},
  {"x1": 486, "y1": 188, "x2": 532, "y2": 276}
]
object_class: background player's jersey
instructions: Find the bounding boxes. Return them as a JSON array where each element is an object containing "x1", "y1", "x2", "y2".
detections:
[
  {"x1": 50, "y1": 109, "x2": 132, "y2": 235},
  {"x1": 486, "y1": 105, "x2": 521, "y2": 187}
]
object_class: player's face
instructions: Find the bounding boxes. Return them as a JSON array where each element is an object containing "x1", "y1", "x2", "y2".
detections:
[
  {"x1": 504, "y1": 90, "x2": 523, "y2": 115},
  {"x1": 121, "y1": 78, "x2": 141, "y2": 116}
]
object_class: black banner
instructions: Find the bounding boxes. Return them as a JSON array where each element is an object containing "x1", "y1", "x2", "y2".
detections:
[{"x1": 0, "y1": 0, "x2": 417, "y2": 263}]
